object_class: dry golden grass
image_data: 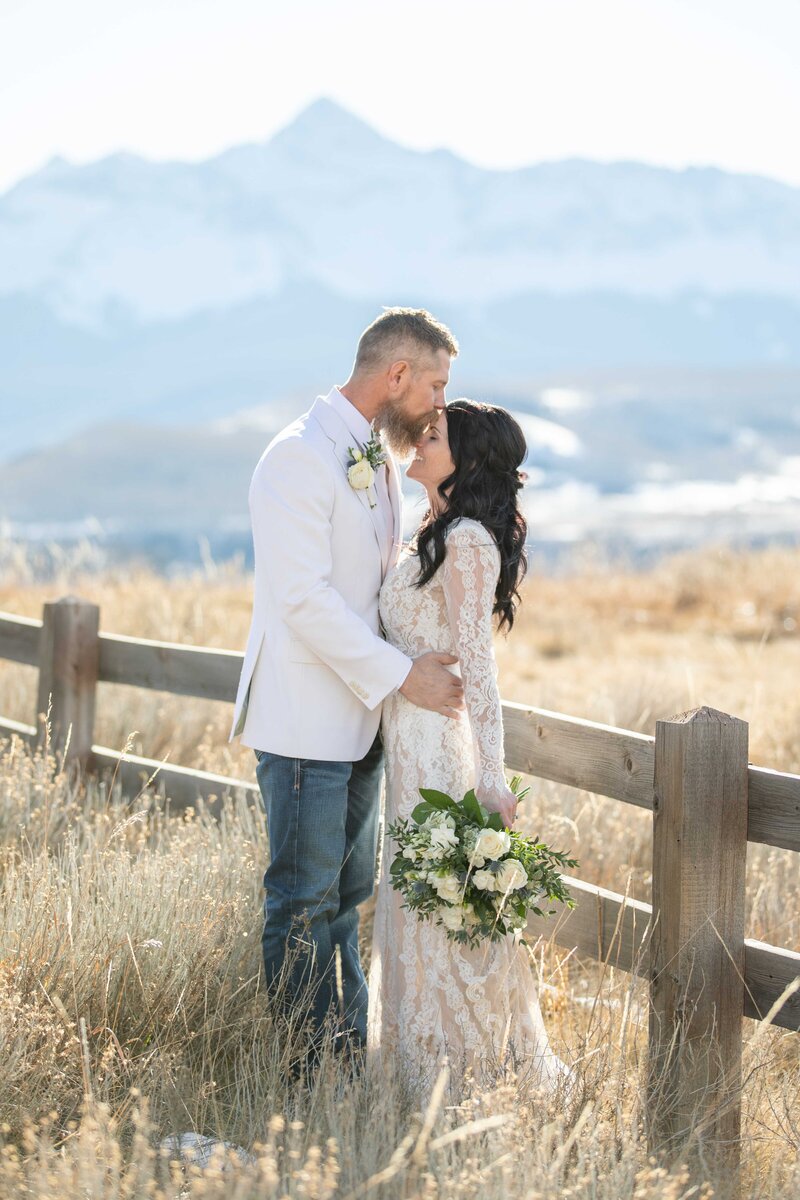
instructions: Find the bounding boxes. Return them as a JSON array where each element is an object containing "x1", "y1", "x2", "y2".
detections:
[{"x1": 0, "y1": 540, "x2": 799, "y2": 1197}]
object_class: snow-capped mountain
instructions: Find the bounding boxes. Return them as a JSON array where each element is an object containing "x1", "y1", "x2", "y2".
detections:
[
  {"x1": 2, "y1": 97, "x2": 800, "y2": 329},
  {"x1": 3, "y1": 93, "x2": 800, "y2": 560}
]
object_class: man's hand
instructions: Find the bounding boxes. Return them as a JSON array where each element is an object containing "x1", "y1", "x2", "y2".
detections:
[{"x1": 399, "y1": 652, "x2": 465, "y2": 718}]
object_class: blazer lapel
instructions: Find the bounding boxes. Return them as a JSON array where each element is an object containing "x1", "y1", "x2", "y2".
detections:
[{"x1": 310, "y1": 397, "x2": 386, "y2": 567}]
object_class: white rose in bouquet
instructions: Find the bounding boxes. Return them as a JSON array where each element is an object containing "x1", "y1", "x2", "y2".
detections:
[
  {"x1": 440, "y1": 906, "x2": 464, "y2": 931},
  {"x1": 422, "y1": 843, "x2": 447, "y2": 862},
  {"x1": 426, "y1": 811, "x2": 456, "y2": 830},
  {"x1": 433, "y1": 874, "x2": 463, "y2": 903},
  {"x1": 430, "y1": 824, "x2": 459, "y2": 852},
  {"x1": 495, "y1": 858, "x2": 529, "y2": 894},
  {"x1": 474, "y1": 828, "x2": 511, "y2": 860},
  {"x1": 472, "y1": 869, "x2": 497, "y2": 892}
]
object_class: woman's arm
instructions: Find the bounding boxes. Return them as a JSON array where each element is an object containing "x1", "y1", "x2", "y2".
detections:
[{"x1": 441, "y1": 521, "x2": 518, "y2": 826}]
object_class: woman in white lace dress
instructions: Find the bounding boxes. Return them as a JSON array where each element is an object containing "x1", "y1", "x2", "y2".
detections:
[{"x1": 367, "y1": 399, "x2": 569, "y2": 1101}]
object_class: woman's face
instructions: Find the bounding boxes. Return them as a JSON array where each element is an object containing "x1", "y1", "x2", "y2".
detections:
[{"x1": 405, "y1": 408, "x2": 456, "y2": 496}]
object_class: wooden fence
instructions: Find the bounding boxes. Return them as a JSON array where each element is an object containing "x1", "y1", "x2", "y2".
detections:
[{"x1": 1, "y1": 595, "x2": 799, "y2": 1191}]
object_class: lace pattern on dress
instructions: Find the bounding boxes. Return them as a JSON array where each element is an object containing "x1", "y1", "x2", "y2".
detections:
[{"x1": 367, "y1": 520, "x2": 569, "y2": 1100}]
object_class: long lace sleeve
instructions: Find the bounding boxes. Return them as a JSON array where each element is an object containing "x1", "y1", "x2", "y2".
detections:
[{"x1": 441, "y1": 520, "x2": 506, "y2": 795}]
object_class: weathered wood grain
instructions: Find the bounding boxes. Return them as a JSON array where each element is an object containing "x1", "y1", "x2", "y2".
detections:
[
  {"x1": 649, "y1": 707, "x2": 748, "y2": 1175},
  {"x1": 744, "y1": 940, "x2": 800, "y2": 1028},
  {"x1": 98, "y1": 632, "x2": 242, "y2": 702},
  {"x1": 529, "y1": 878, "x2": 799, "y2": 1032},
  {"x1": 526, "y1": 875, "x2": 653, "y2": 975},
  {"x1": 748, "y1": 765, "x2": 800, "y2": 853},
  {"x1": 0, "y1": 611, "x2": 41, "y2": 666},
  {"x1": 502, "y1": 701, "x2": 656, "y2": 809},
  {"x1": 36, "y1": 598, "x2": 100, "y2": 764}
]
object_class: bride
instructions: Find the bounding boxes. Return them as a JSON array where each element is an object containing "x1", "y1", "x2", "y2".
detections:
[{"x1": 367, "y1": 398, "x2": 569, "y2": 1100}]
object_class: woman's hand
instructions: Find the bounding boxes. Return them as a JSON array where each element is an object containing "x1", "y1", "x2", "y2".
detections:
[{"x1": 475, "y1": 783, "x2": 518, "y2": 829}]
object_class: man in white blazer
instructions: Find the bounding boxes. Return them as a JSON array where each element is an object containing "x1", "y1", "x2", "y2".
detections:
[{"x1": 229, "y1": 308, "x2": 464, "y2": 1067}]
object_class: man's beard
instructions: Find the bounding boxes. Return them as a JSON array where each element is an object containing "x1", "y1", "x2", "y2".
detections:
[{"x1": 377, "y1": 403, "x2": 439, "y2": 459}]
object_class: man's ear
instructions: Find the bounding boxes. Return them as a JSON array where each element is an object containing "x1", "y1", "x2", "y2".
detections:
[{"x1": 387, "y1": 359, "x2": 410, "y2": 390}]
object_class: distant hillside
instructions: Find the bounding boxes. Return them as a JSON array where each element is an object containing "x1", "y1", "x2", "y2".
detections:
[
  {"x1": 3, "y1": 368, "x2": 798, "y2": 563},
  {"x1": 2, "y1": 287, "x2": 800, "y2": 462}
]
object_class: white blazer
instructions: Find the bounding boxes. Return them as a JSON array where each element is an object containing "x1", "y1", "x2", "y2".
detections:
[{"x1": 229, "y1": 390, "x2": 412, "y2": 761}]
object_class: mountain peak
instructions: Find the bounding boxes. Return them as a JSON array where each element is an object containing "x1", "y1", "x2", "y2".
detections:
[{"x1": 270, "y1": 97, "x2": 394, "y2": 156}]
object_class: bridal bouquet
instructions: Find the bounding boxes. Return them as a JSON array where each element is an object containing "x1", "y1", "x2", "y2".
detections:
[{"x1": 387, "y1": 778, "x2": 578, "y2": 948}]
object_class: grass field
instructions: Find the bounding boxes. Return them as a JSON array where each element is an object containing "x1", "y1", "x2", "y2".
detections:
[{"x1": 0, "y1": 541, "x2": 798, "y2": 1197}]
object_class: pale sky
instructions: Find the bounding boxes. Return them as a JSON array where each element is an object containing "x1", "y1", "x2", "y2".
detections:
[{"x1": 2, "y1": 0, "x2": 799, "y2": 194}]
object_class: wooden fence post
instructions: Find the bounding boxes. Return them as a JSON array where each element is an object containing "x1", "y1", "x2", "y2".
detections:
[
  {"x1": 36, "y1": 596, "x2": 100, "y2": 767},
  {"x1": 649, "y1": 706, "x2": 748, "y2": 1190}
]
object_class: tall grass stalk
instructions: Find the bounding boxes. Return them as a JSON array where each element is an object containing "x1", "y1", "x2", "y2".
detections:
[{"x1": 0, "y1": 736, "x2": 797, "y2": 1197}]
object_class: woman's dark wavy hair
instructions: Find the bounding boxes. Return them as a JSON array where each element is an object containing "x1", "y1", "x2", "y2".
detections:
[{"x1": 413, "y1": 399, "x2": 528, "y2": 632}]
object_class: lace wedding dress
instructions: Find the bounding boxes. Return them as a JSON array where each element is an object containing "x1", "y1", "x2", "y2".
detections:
[{"x1": 367, "y1": 519, "x2": 569, "y2": 1100}]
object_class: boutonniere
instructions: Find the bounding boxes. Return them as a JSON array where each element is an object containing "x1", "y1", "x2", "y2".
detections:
[{"x1": 346, "y1": 429, "x2": 387, "y2": 509}]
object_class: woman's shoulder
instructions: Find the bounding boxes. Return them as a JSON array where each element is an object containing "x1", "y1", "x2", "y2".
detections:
[
  {"x1": 444, "y1": 517, "x2": 498, "y2": 548},
  {"x1": 443, "y1": 513, "x2": 501, "y2": 554}
]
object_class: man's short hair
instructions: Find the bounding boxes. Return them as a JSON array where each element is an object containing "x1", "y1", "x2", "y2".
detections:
[{"x1": 354, "y1": 307, "x2": 459, "y2": 373}]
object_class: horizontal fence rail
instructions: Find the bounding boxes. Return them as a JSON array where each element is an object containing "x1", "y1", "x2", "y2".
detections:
[
  {"x1": 526, "y1": 877, "x2": 800, "y2": 1032},
  {"x1": 98, "y1": 632, "x2": 243, "y2": 703},
  {"x1": 0, "y1": 611, "x2": 41, "y2": 665},
  {"x1": 1, "y1": 709, "x2": 797, "y2": 1035},
  {"x1": 3, "y1": 611, "x2": 799, "y2": 853}
]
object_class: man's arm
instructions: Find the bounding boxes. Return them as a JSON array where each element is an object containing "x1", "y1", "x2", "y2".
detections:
[{"x1": 252, "y1": 435, "x2": 410, "y2": 709}]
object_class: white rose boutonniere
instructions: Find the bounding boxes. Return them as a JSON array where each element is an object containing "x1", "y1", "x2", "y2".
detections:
[
  {"x1": 347, "y1": 454, "x2": 375, "y2": 492},
  {"x1": 346, "y1": 429, "x2": 387, "y2": 509}
]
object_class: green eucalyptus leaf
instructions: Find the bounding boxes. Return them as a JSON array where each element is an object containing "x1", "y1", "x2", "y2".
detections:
[{"x1": 418, "y1": 788, "x2": 459, "y2": 812}]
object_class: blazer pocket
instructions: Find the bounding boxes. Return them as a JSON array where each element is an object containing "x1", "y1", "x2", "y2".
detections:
[{"x1": 287, "y1": 637, "x2": 324, "y2": 665}]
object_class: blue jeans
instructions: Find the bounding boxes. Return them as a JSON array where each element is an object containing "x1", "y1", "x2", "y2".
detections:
[{"x1": 254, "y1": 731, "x2": 383, "y2": 1047}]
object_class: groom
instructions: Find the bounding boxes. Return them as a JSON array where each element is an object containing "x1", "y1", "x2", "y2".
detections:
[{"x1": 229, "y1": 307, "x2": 464, "y2": 1060}]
